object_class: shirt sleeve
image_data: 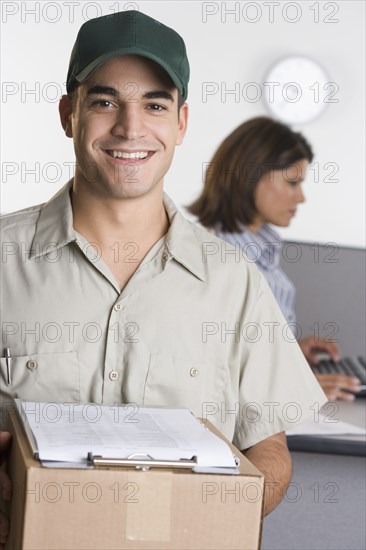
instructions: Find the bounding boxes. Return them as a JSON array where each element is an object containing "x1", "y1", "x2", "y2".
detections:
[{"x1": 233, "y1": 271, "x2": 328, "y2": 451}]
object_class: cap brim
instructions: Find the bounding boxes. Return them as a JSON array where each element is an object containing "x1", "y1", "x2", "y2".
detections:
[{"x1": 75, "y1": 48, "x2": 186, "y2": 100}]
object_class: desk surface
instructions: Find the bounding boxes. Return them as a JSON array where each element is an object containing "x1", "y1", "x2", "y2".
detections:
[{"x1": 287, "y1": 399, "x2": 366, "y2": 456}]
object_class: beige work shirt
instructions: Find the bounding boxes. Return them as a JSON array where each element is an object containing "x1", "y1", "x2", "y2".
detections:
[{"x1": 0, "y1": 181, "x2": 326, "y2": 448}]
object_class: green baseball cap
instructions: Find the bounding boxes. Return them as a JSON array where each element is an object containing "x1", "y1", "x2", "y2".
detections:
[{"x1": 66, "y1": 10, "x2": 190, "y2": 100}]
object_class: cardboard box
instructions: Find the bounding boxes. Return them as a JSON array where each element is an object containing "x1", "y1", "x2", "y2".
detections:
[{"x1": 5, "y1": 409, "x2": 264, "y2": 550}]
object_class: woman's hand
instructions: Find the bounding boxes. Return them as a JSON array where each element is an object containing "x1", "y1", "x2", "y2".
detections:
[
  {"x1": 299, "y1": 337, "x2": 361, "y2": 400},
  {"x1": 299, "y1": 336, "x2": 340, "y2": 364}
]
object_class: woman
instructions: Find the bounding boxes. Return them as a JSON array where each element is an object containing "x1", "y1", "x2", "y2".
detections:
[{"x1": 188, "y1": 116, "x2": 360, "y2": 400}]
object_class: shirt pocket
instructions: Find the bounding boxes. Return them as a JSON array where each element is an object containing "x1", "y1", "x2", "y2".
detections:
[
  {"x1": 143, "y1": 353, "x2": 228, "y2": 418},
  {"x1": 0, "y1": 351, "x2": 80, "y2": 403}
]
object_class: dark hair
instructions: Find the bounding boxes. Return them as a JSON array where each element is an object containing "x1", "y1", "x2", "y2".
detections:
[
  {"x1": 177, "y1": 91, "x2": 184, "y2": 112},
  {"x1": 188, "y1": 116, "x2": 313, "y2": 232}
]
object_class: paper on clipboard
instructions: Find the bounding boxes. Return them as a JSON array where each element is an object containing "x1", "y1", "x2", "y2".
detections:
[{"x1": 15, "y1": 400, "x2": 239, "y2": 473}]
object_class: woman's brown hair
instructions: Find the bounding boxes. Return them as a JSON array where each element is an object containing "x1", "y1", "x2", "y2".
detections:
[{"x1": 187, "y1": 116, "x2": 313, "y2": 232}]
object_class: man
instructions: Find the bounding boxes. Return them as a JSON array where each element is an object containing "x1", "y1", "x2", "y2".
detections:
[{"x1": 0, "y1": 10, "x2": 327, "y2": 543}]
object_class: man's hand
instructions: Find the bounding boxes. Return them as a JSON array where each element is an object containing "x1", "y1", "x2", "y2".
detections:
[
  {"x1": 299, "y1": 337, "x2": 361, "y2": 400},
  {"x1": 299, "y1": 336, "x2": 340, "y2": 364},
  {"x1": 0, "y1": 432, "x2": 12, "y2": 550},
  {"x1": 243, "y1": 432, "x2": 292, "y2": 516}
]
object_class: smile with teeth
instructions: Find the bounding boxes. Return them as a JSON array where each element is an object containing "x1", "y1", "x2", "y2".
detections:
[{"x1": 107, "y1": 150, "x2": 149, "y2": 159}]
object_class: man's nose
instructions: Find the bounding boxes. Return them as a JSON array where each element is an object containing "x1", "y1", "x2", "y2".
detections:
[{"x1": 111, "y1": 104, "x2": 146, "y2": 140}]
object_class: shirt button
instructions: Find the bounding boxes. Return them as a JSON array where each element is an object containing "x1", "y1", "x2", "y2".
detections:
[
  {"x1": 26, "y1": 360, "x2": 38, "y2": 370},
  {"x1": 114, "y1": 303, "x2": 122, "y2": 311},
  {"x1": 163, "y1": 253, "x2": 169, "y2": 261},
  {"x1": 190, "y1": 368, "x2": 199, "y2": 377},
  {"x1": 109, "y1": 371, "x2": 119, "y2": 381}
]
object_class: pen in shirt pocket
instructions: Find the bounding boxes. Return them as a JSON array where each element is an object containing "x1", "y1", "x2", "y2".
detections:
[{"x1": 3, "y1": 348, "x2": 12, "y2": 385}]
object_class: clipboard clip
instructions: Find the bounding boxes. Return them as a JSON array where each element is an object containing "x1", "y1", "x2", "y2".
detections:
[{"x1": 87, "y1": 452, "x2": 197, "y2": 471}]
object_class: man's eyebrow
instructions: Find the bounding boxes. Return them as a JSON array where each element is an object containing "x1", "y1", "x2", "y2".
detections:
[
  {"x1": 142, "y1": 90, "x2": 175, "y2": 102},
  {"x1": 85, "y1": 86, "x2": 175, "y2": 103},
  {"x1": 86, "y1": 85, "x2": 118, "y2": 97}
]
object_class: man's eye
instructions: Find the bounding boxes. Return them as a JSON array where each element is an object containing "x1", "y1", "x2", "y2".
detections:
[
  {"x1": 91, "y1": 100, "x2": 113, "y2": 108},
  {"x1": 147, "y1": 104, "x2": 166, "y2": 112}
]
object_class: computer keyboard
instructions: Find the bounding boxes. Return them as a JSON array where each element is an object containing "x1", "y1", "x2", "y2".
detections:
[{"x1": 312, "y1": 355, "x2": 366, "y2": 397}]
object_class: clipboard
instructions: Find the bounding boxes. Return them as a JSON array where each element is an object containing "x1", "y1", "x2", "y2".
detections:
[
  {"x1": 13, "y1": 399, "x2": 240, "y2": 474},
  {"x1": 88, "y1": 452, "x2": 198, "y2": 470},
  {"x1": 14, "y1": 398, "x2": 40, "y2": 459}
]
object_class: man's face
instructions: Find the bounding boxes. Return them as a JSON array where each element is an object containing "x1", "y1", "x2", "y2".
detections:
[{"x1": 60, "y1": 55, "x2": 188, "y2": 200}]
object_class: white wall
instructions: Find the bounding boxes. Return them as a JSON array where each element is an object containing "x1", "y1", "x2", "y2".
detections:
[{"x1": 1, "y1": 0, "x2": 365, "y2": 248}]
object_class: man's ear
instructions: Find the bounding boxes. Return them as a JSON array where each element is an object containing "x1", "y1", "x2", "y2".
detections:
[
  {"x1": 176, "y1": 102, "x2": 189, "y2": 146},
  {"x1": 59, "y1": 95, "x2": 74, "y2": 138}
]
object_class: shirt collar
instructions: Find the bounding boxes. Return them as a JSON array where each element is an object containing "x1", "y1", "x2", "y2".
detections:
[
  {"x1": 29, "y1": 180, "x2": 76, "y2": 259},
  {"x1": 216, "y1": 223, "x2": 282, "y2": 270},
  {"x1": 162, "y1": 192, "x2": 206, "y2": 281},
  {"x1": 245, "y1": 224, "x2": 282, "y2": 270},
  {"x1": 30, "y1": 182, "x2": 206, "y2": 281}
]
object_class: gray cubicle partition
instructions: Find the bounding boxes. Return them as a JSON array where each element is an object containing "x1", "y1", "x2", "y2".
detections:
[{"x1": 281, "y1": 241, "x2": 366, "y2": 357}]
